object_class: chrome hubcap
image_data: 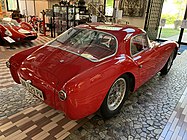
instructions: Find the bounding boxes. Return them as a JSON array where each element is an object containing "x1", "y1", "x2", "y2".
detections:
[{"x1": 107, "y1": 78, "x2": 126, "y2": 111}]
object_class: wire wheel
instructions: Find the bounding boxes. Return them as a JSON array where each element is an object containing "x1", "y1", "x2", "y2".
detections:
[{"x1": 107, "y1": 78, "x2": 126, "y2": 111}]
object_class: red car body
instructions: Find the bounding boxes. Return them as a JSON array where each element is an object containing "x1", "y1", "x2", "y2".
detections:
[
  {"x1": 8, "y1": 23, "x2": 178, "y2": 120},
  {"x1": 0, "y1": 18, "x2": 37, "y2": 43}
]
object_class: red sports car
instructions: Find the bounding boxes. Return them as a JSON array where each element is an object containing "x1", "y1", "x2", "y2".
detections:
[
  {"x1": 0, "y1": 18, "x2": 37, "y2": 44},
  {"x1": 7, "y1": 23, "x2": 178, "y2": 120}
]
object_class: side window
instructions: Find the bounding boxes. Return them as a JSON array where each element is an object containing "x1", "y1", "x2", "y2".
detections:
[
  {"x1": 142, "y1": 35, "x2": 149, "y2": 49},
  {"x1": 130, "y1": 34, "x2": 149, "y2": 56}
]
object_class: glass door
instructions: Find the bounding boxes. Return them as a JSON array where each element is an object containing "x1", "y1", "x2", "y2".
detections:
[
  {"x1": 104, "y1": 0, "x2": 114, "y2": 16},
  {"x1": 158, "y1": 0, "x2": 187, "y2": 44},
  {"x1": 181, "y1": 9, "x2": 187, "y2": 43}
]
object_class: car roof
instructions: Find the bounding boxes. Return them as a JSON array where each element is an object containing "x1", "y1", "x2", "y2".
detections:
[{"x1": 76, "y1": 23, "x2": 145, "y2": 38}]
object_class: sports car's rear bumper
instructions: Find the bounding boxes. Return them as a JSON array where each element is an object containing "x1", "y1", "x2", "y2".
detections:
[{"x1": 18, "y1": 70, "x2": 57, "y2": 110}]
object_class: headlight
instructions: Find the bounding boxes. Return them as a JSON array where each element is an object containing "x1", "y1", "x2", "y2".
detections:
[
  {"x1": 5, "y1": 29, "x2": 12, "y2": 36},
  {"x1": 6, "y1": 61, "x2": 10, "y2": 68},
  {"x1": 58, "y1": 90, "x2": 67, "y2": 101}
]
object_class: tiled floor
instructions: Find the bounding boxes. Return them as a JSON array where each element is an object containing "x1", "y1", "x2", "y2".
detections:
[
  {"x1": 65, "y1": 51, "x2": 187, "y2": 139},
  {"x1": 0, "y1": 35, "x2": 53, "y2": 88},
  {"x1": 1, "y1": 37, "x2": 187, "y2": 139},
  {"x1": 0, "y1": 59, "x2": 92, "y2": 139},
  {"x1": 0, "y1": 103, "x2": 91, "y2": 140},
  {"x1": 0, "y1": 59, "x2": 16, "y2": 88},
  {"x1": 159, "y1": 86, "x2": 187, "y2": 140},
  {"x1": 0, "y1": 36, "x2": 92, "y2": 139}
]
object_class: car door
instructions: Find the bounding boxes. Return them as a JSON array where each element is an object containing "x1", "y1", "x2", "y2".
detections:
[{"x1": 130, "y1": 34, "x2": 158, "y2": 86}]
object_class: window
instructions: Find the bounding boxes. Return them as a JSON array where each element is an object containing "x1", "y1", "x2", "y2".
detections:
[
  {"x1": 6, "y1": 0, "x2": 19, "y2": 11},
  {"x1": 130, "y1": 34, "x2": 149, "y2": 56},
  {"x1": 48, "y1": 28, "x2": 117, "y2": 62}
]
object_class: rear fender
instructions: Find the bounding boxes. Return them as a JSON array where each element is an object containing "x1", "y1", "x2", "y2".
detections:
[
  {"x1": 20, "y1": 22, "x2": 33, "y2": 30},
  {"x1": 161, "y1": 41, "x2": 178, "y2": 61},
  {"x1": 9, "y1": 45, "x2": 43, "y2": 83},
  {"x1": 58, "y1": 56, "x2": 137, "y2": 119}
]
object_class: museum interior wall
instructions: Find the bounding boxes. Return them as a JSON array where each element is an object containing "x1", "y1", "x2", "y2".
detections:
[
  {"x1": 19, "y1": 0, "x2": 49, "y2": 16},
  {"x1": 117, "y1": 0, "x2": 148, "y2": 28}
]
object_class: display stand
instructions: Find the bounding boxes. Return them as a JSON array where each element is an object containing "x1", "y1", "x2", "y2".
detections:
[
  {"x1": 41, "y1": 10, "x2": 46, "y2": 36},
  {"x1": 52, "y1": 5, "x2": 75, "y2": 37},
  {"x1": 51, "y1": 3, "x2": 89, "y2": 38},
  {"x1": 37, "y1": 21, "x2": 40, "y2": 36}
]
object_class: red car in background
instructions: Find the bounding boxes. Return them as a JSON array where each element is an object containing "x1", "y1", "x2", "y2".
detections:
[
  {"x1": 0, "y1": 18, "x2": 37, "y2": 45},
  {"x1": 7, "y1": 23, "x2": 178, "y2": 120}
]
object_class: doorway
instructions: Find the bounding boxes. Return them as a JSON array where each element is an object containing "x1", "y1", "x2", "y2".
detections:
[
  {"x1": 104, "y1": 0, "x2": 114, "y2": 16},
  {"x1": 157, "y1": 0, "x2": 187, "y2": 45}
]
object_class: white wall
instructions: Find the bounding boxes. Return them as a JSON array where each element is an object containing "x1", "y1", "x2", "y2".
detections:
[
  {"x1": 19, "y1": 0, "x2": 35, "y2": 15},
  {"x1": 19, "y1": 0, "x2": 51, "y2": 16},
  {"x1": 35, "y1": 0, "x2": 48, "y2": 16},
  {"x1": 27, "y1": 0, "x2": 35, "y2": 15}
]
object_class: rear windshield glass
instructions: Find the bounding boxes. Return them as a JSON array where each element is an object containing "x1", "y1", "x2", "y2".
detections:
[{"x1": 48, "y1": 28, "x2": 117, "y2": 61}]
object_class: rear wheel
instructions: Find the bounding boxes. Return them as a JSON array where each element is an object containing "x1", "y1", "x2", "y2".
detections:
[
  {"x1": 100, "y1": 75, "x2": 130, "y2": 119},
  {"x1": 160, "y1": 49, "x2": 176, "y2": 75}
]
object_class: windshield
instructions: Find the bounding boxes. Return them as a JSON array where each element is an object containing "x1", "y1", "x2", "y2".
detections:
[
  {"x1": 48, "y1": 28, "x2": 117, "y2": 61},
  {"x1": 0, "y1": 19, "x2": 20, "y2": 27}
]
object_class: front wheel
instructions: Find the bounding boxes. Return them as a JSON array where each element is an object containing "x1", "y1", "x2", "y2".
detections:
[
  {"x1": 160, "y1": 49, "x2": 176, "y2": 75},
  {"x1": 100, "y1": 75, "x2": 130, "y2": 119}
]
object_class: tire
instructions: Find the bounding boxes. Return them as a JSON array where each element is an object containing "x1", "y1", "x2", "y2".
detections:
[
  {"x1": 0, "y1": 37, "x2": 5, "y2": 45},
  {"x1": 160, "y1": 49, "x2": 176, "y2": 75},
  {"x1": 100, "y1": 75, "x2": 130, "y2": 119}
]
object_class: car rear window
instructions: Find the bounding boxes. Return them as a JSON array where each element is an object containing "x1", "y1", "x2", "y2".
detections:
[{"x1": 48, "y1": 28, "x2": 117, "y2": 62}]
